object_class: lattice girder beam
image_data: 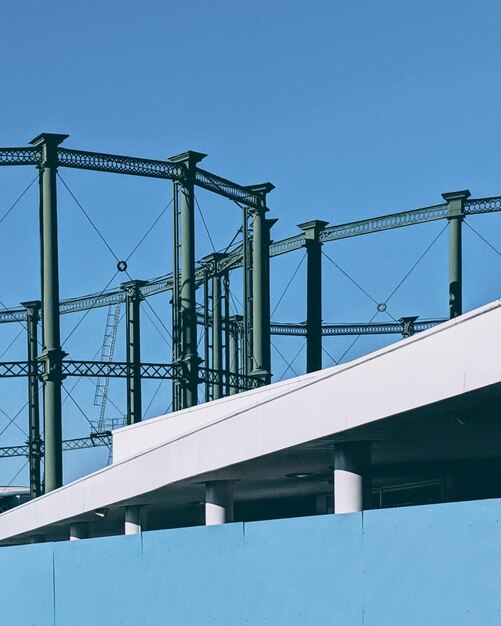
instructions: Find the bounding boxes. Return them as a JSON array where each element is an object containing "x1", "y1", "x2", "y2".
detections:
[{"x1": 0, "y1": 434, "x2": 112, "y2": 459}]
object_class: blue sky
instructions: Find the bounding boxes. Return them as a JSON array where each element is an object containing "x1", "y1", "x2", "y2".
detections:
[{"x1": 1, "y1": 0, "x2": 501, "y2": 484}]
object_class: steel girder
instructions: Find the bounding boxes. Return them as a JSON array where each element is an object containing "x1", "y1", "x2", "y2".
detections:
[{"x1": 0, "y1": 434, "x2": 111, "y2": 459}]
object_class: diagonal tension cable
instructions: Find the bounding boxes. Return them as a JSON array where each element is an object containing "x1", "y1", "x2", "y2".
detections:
[
  {"x1": 0, "y1": 328, "x2": 25, "y2": 360},
  {"x1": 58, "y1": 174, "x2": 120, "y2": 263},
  {"x1": 464, "y1": 221, "x2": 501, "y2": 258},
  {"x1": 125, "y1": 198, "x2": 173, "y2": 262},
  {"x1": 0, "y1": 405, "x2": 28, "y2": 438},
  {"x1": 61, "y1": 270, "x2": 120, "y2": 347},
  {"x1": 271, "y1": 252, "x2": 306, "y2": 317},
  {"x1": 0, "y1": 175, "x2": 38, "y2": 227},
  {"x1": 62, "y1": 383, "x2": 111, "y2": 451},
  {"x1": 323, "y1": 251, "x2": 379, "y2": 306},
  {"x1": 277, "y1": 342, "x2": 305, "y2": 382},
  {"x1": 195, "y1": 194, "x2": 217, "y2": 252},
  {"x1": 0, "y1": 461, "x2": 29, "y2": 494},
  {"x1": 336, "y1": 310, "x2": 379, "y2": 364},
  {"x1": 385, "y1": 223, "x2": 448, "y2": 304},
  {"x1": 271, "y1": 340, "x2": 300, "y2": 379}
]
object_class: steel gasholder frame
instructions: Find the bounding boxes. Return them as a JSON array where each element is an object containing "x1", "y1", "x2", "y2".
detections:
[{"x1": 2, "y1": 133, "x2": 501, "y2": 499}]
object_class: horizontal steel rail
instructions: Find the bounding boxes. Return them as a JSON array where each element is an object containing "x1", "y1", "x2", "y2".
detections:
[
  {"x1": 0, "y1": 434, "x2": 111, "y2": 459},
  {"x1": 57, "y1": 148, "x2": 183, "y2": 181},
  {"x1": 0, "y1": 309, "x2": 27, "y2": 324},
  {"x1": 320, "y1": 203, "x2": 449, "y2": 243},
  {"x1": 270, "y1": 319, "x2": 445, "y2": 336},
  {"x1": 0, "y1": 360, "x2": 264, "y2": 392},
  {"x1": 464, "y1": 196, "x2": 501, "y2": 215},
  {"x1": 198, "y1": 367, "x2": 264, "y2": 390},
  {"x1": 0, "y1": 196, "x2": 500, "y2": 322},
  {"x1": 195, "y1": 168, "x2": 262, "y2": 209},
  {"x1": 0, "y1": 362, "x2": 30, "y2": 377},
  {"x1": 0, "y1": 147, "x2": 41, "y2": 166}
]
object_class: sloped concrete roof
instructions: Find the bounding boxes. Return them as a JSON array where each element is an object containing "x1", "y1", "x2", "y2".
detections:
[{"x1": 1, "y1": 299, "x2": 501, "y2": 544}]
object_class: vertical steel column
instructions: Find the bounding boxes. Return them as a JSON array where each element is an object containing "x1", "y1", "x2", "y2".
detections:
[
  {"x1": 203, "y1": 266, "x2": 210, "y2": 402},
  {"x1": 171, "y1": 181, "x2": 182, "y2": 412},
  {"x1": 223, "y1": 271, "x2": 231, "y2": 396},
  {"x1": 169, "y1": 151, "x2": 207, "y2": 408},
  {"x1": 242, "y1": 207, "x2": 252, "y2": 376},
  {"x1": 30, "y1": 132, "x2": 68, "y2": 493},
  {"x1": 212, "y1": 263, "x2": 223, "y2": 400},
  {"x1": 122, "y1": 280, "x2": 146, "y2": 425},
  {"x1": 22, "y1": 300, "x2": 41, "y2": 499},
  {"x1": 442, "y1": 190, "x2": 471, "y2": 320},
  {"x1": 228, "y1": 315, "x2": 242, "y2": 395},
  {"x1": 204, "y1": 253, "x2": 225, "y2": 400},
  {"x1": 247, "y1": 184, "x2": 275, "y2": 384},
  {"x1": 298, "y1": 220, "x2": 328, "y2": 373}
]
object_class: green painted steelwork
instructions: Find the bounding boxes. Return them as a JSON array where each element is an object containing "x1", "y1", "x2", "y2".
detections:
[
  {"x1": 122, "y1": 280, "x2": 146, "y2": 425},
  {"x1": 299, "y1": 220, "x2": 329, "y2": 373},
  {"x1": 22, "y1": 300, "x2": 41, "y2": 498},
  {"x1": 30, "y1": 133, "x2": 68, "y2": 493}
]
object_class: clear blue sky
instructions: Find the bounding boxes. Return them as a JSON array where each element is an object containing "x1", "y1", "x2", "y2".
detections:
[{"x1": 1, "y1": 0, "x2": 501, "y2": 484}]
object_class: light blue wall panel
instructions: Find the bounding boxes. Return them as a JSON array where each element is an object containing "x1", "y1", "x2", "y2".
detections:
[
  {"x1": 362, "y1": 499, "x2": 501, "y2": 626},
  {"x1": 0, "y1": 542, "x2": 54, "y2": 626},
  {"x1": 242, "y1": 512, "x2": 363, "y2": 625},
  {"x1": 141, "y1": 522, "x2": 246, "y2": 626},
  {"x1": 54, "y1": 533, "x2": 143, "y2": 625},
  {"x1": 2, "y1": 499, "x2": 501, "y2": 625}
]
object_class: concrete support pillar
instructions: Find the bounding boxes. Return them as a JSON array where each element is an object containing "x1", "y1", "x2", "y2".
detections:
[
  {"x1": 205, "y1": 481, "x2": 234, "y2": 525},
  {"x1": 298, "y1": 220, "x2": 329, "y2": 373},
  {"x1": 122, "y1": 280, "x2": 146, "y2": 425},
  {"x1": 333, "y1": 443, "x2": 371, "y2": 514},
  {"x1": 442, "y1": 190, "x2": 471, "y2": 320},
  {"x1": 124, "y1": 505, "x2": 142, "y2": 535},
  {"x1": 22, "y1": 300, "x2": 42, "y2": 499},
  {"x1": 69, "y1": 522, "x2": 89, "y2": 541},
  {"x1": 29, "y1": 132, "x2": 69, "y2": 493},
  {"x1": 169, "y1": 151, "x2": 207, "y2": 408}
]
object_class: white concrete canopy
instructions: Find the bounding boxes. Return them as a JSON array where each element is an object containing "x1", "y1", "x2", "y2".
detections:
[{"x1": 2, "y1": 299, "x2": 501, "y2": 544}]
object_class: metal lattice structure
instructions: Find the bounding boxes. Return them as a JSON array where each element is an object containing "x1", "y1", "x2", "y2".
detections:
[{"x1": 0, "y1": 133, "x2": 500, "y2": 500}]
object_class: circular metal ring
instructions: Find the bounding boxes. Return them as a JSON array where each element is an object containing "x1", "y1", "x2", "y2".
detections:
[
  {"x1": 117, "y1": 260, "x2": 128, "y2": 272},
  {"x1": 377, "y1": 303, "x2": 387, "y2": 312}
]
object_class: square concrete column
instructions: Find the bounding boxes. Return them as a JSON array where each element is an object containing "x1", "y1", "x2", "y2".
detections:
[
  {"x1": 205, "y1": 481, "x2": 234, "y2": 525},
  {"x1": 69, "y1": 522, "x2": 89, "y2": 541},
  {"x1": 333, "y1": 442, "x2": 371, "y2": 513},
  {"x1": 125, "y1": 505, "x2": 142, "y2": 535}
]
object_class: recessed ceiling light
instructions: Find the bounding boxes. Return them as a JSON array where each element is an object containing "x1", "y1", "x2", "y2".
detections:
[{"x1": 285, "y1": 472, "x2": 313, "y2": 479}]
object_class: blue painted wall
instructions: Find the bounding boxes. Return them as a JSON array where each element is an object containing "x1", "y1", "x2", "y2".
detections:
[{"x1": 3, "y1": 498, "x2": 501, "y2": 625}]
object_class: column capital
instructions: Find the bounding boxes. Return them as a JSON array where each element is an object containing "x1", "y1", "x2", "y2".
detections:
[
  {"x1": 298, "y1": 219, "x2": 329, "y2": 240},
  {"x1": 168, "y1": 150, "x2": 207, "y2": 169},
  {"x1": 29, "y1": 132, "x2": 69, "y2": 149},
  {"x1": 202, "y1": 251, "x2": 228, "y2": 273},
  {"x1": 399, "y1": 316, "x2": 419, "y2": 338},
  {"x1": 121, "y1": 279, "x2": 147, "y2": 298},
  {"x1": 21, "y1": 299, "x2": 41, "y2": 312},
  {"x1": 442, "y1": 189, "x2": 471, "y2": 217},
  {"x1": 246, "y1": 182, "x2": 275, "y2": 195},
  {"x1": 246, "y1": 183, "x2": 275, "y2": 213}
]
